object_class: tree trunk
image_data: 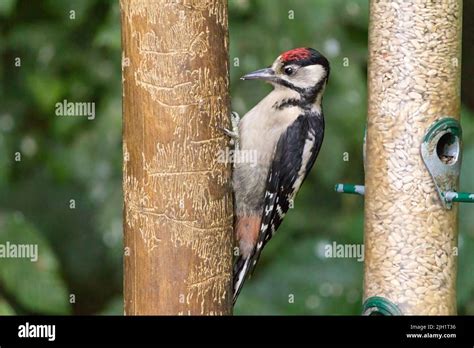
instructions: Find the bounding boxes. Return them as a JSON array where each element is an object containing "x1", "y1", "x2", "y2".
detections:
[{"x1": 121, "y1": 0, "x2": 233, "y2": 315}]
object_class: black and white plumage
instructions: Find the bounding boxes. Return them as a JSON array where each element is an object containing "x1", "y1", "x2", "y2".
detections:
[{"x1": 231, "y1": 48, "x2": 330, "y2": 304}]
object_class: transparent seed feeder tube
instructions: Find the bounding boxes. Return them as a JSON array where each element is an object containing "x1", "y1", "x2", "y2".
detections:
[{"x1": 364, "y1": 0, "x2": 462, "y2": 315}]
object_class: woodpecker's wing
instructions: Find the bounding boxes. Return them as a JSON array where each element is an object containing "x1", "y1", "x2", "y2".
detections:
[
  {"x1": 252, "y1": 114, "x2": 324, "y2": 264},
  {"x1": 233, "y1": 114, "x2": 324, "y2": 302}
]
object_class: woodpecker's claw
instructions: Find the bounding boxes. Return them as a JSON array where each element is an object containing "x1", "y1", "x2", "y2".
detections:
[
  {"x1": 219, "y1": 127, "x2": 239, "y2": 139},
  {"x1": 218, "y1": 111, "x2": 240, "y2": 148}
]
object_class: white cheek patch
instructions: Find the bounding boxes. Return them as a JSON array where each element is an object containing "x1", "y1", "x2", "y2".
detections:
[{"x1": 293, "y1": 65, "x2": 326, "y2": 88}]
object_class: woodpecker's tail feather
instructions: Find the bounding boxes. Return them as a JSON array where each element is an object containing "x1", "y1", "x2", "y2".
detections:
[{"x1": 233, "y1": 255, "x2": 251, "y2": 304}]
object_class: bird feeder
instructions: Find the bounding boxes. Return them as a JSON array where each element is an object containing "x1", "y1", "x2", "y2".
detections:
[{"x1": 337, "y1": 0, "x2": 465, "y2": 315}]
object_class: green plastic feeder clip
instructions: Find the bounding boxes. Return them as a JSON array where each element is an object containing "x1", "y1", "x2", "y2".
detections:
[
  {"x1": 334, "y1": 127, "x2": 366, "y2": 198},
  {"x1": 421, "y1": 117, "x2": 474, "y2": 209},
  {"x1": 362, "y1": 296, "x2": 402, "y2": 316},
  {"x1": 334, "y1": 184, "x2": 365, "y2": 196}
]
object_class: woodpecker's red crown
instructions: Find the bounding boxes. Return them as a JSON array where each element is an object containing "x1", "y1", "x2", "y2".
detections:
[
  {"x1": 279, "y1": 47, "x2": 330, "y2": 71},
  {"x1": 281, "y1": 48, "x2": 312, "y2": 63}
]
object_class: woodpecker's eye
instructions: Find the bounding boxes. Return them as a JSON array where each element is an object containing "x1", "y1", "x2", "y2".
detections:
[{"x1": 284, "y1": 67, "x2": 294, "y2": 75}]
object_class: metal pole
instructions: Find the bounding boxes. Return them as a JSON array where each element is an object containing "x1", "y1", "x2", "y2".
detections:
[
  {"x1": 364, "y1": 0, "x2": 462, "y2": 315},
  {"x1": 121, "y1": 0, "x2": 233, "y2": 315}
]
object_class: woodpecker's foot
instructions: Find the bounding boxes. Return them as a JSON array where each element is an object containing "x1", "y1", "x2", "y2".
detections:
[
  {"x1": 228, "y1": 111, "x2": 240, "y2": 149},
  {"x1": 218, "y1": 111, "x2": 240, "y2": 148},
  {"x1": 219, "y1": 127, "x2": 239, "y2": 140}
]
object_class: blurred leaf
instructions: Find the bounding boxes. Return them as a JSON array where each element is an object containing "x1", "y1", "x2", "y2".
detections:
[
  {"x1": 234, "y1": 233, "x2": 363, "y2": 315},
  {"x1": 0, "y1": 296, "x2": 15, "y2": 315},
  {"x1": 0, "y1": 0, "x2": 15, "y2": 16},
  {"x1": 94, "y1": 4, "x2": 121, "y2": 50},
  {"x1": 458, "y1": 141, "x2": 474, "y2": 312},
  {"x1": 0, "y1": 133, "x2": 11, "y2": 189},
  {"x1": 0, "y1": 212, "x2": 71, "y2": 314},
  {"x1": 44, "y1": 0, "x2": 96, "y2": 24},
  {"x1": 99, "y1": 296, "x2": 123, "y2": 315},
  {"x1": 26, "y1": 73, "x2": 63, "y2": 114}
]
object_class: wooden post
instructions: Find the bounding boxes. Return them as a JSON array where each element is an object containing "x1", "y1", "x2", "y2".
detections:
[
  {"x1": 121, "y1": 0, "x2": 233, "y2": 315},
  {"x1": 364, "y1": 0, "x2": 462, "y2": 315}
]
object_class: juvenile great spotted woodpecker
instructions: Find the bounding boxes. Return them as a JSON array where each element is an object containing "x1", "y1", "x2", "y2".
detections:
[{"x1": 227, "y1": 48, "x2": 330, "y2": 303}]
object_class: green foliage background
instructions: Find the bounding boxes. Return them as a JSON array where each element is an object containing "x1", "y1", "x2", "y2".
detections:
[{"x1": 0, "y1": 0, "x2": 473, "y2": 315}]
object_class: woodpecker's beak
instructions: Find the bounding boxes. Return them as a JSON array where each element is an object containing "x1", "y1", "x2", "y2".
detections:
[{"x1": 241, "y1": 68, "x2": 275, "y2": 82}]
